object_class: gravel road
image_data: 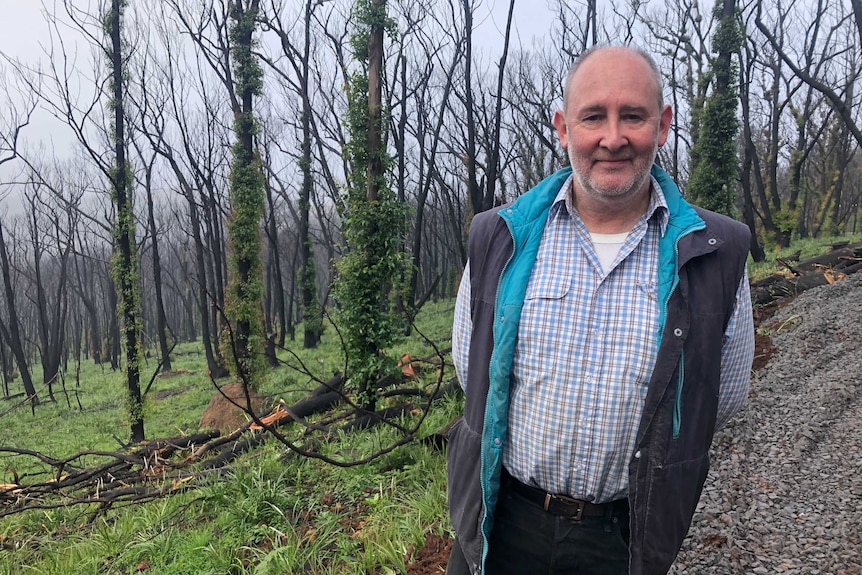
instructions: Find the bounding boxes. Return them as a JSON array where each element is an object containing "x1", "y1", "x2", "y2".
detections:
[{"x1": 670, "y1": 273, "x2": 862, "y2": 575}]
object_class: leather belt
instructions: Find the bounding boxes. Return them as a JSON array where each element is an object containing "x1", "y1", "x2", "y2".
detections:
[{"x1": 502, "y1": 469, "x2": 627, "y2": 521}]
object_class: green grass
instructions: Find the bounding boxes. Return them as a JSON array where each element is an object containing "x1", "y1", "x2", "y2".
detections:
[{"x1": 0, "y1": 299, "x2": 460, "y2": 575}]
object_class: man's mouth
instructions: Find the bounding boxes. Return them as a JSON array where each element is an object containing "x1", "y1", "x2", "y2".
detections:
[{"x1": 594, "y1": 158, "x2": 631, "y2": 167}]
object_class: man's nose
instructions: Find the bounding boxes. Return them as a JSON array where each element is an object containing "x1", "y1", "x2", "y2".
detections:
[{"x1": 599, "y1": 119, "x2": 627, "y2": 151}]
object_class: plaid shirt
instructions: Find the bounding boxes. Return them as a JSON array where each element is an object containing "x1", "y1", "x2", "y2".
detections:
[{"x1": 452, "y1": 175, "x2": 753, "y2": 503}]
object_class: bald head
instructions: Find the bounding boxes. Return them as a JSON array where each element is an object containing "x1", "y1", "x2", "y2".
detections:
[
  {"x1": 551, "y1": 44, "x2": 673, "y2": 230},
  {"x1": 562, "y1": 45, "x2": 665, "y2": 112}
]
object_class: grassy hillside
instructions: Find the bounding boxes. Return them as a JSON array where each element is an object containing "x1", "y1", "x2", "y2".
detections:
[{"x1": 1, "y1": 300, "x2": 460, "y2": 575}]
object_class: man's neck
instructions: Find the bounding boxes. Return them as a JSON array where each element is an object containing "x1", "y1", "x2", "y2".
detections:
[{"x1": 571, "y1": 183, "x2": 652, "y2": 234}]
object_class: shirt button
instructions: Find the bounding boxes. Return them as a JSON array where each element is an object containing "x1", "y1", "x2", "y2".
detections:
[
  {"x1": 493, "y1": 437, "x2": 501, "y2": 446},
  {"x1": 634, "y1": 450, "x2": 641, "y2": 459},
  {"x1": 674, "y1": 328, "x2": 683, "y2": 337},
  {"x1": 708, "y1": 238, "x2": 717, "y2": 245}
]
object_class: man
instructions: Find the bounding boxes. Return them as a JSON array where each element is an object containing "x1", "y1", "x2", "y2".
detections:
[{"x1": 446, "y1": 45, "x2": 754, "y2": 575}]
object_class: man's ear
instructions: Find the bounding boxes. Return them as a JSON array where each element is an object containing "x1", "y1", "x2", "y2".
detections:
[
  {"x1": 657, "y1": 104, "x2": 673, "y2": 147},
  {"x1": 553, "y1": 109, "x2": 569, "y2": 149}
]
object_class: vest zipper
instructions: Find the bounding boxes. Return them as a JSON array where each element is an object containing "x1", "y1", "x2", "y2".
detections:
[
  {"x1": 480, "y1": 217, "x2": 517, "y2": 569},
  {"x1": 662, "y1": 223, "x2": 704, "y2": 441}
]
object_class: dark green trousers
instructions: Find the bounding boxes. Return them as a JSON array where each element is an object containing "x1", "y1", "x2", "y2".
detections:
[{"x1": 446, "y1": 485, "x2": 630, "y2": 575}]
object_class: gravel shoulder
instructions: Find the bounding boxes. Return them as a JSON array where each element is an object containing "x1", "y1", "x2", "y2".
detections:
[{"x1": 671, "y1": 274, "x2": 862, "y2": 575}]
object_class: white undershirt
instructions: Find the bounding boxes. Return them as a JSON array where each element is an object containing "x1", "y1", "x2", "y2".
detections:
[{"x1": 589, "y1": 231, "x2": 629, "y2": 273}]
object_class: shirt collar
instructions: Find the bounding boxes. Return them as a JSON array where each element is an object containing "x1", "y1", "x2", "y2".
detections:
[{"x1": 549, "y1": 173, "x2": 670, "y2": 235}]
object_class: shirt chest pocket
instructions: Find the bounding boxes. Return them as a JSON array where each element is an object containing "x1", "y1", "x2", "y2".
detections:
[
  {"x1": 524, "y1": 274, "x2": 571, "y2": 301},
  {"x1": 517, "y1": 274, "x2": 573, "y2": 366},
  {"x1": 520, "y1": 275, "x2": 572, "y2": 339}
]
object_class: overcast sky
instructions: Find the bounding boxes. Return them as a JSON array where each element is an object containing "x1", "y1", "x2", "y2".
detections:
[
  {"x1": 0, "y1": 1, "x2": 552, "y2": 78},
  {"x1": 0, "y1": 1, "x2": 48, "y2": 59}
]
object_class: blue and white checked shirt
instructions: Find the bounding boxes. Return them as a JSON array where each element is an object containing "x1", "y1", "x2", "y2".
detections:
[{"x1": 452, "y1": 175, "x2": 754, "y2": 503}]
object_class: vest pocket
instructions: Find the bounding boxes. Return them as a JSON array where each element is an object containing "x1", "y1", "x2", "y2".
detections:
[
  {"x1": 446, "y1": 417, "x2": 485, "y2": 571},
  {"x1": 642, "y1": 453, "x2": 710, "y2": 572},
  {"x1": 673, "y1": 353, "x2": 684, "y2": 439}
]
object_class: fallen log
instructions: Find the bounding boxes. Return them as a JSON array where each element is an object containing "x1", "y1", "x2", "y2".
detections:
[
  {"x1": 200, "y1": 373, "x2": 346, "y2": 469},
  {"x1": 201, "y1": 433, "x2": 268, "y2": 470},
  {"x1": 134, "y1": 431, "x2": 220, "y2": 459},
  {"x1": 753, "y1": 241, "x2": 862, "y2": 307},
  {"x1": 752, "y1": 271, "x2": 832, "y2": 306},
  {"x1": 0, "y1": 349, "x2": 451, "y2": 520},
  {"x1": 789, "y1": 241, "x2": 862, "y2": 275}
]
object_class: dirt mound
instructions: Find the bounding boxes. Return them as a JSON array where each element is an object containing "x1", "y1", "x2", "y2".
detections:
[
  {"x1": 199, "y1": 382, "x2": 265, "y2": 433},
  {"x1": 406, "y1": 533, "x2": 452, "y2": 575}
]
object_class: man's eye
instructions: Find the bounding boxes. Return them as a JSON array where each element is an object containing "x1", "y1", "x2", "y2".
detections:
[
  {"x1": 623, "y1": 114, "x2": 644, "y2": 122},
  {"x1": 582, "y1": 115, "x2": 602, "y2": 122}
]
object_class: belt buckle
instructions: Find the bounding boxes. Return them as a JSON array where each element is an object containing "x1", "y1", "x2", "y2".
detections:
[{"x1": 544, "y1": 493, "x2": 585, "y2": 521}]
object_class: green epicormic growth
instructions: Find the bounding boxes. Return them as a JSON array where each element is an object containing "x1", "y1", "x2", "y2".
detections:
[
  {"x1": 335, "y1": 0, "x2": 408, "y2": 411},
  {"x1": 687, "y1": 2, "x2": 743, "y2": 217},
  {"x1": 223, "y1": 0, "x2": 267, "y2": 388}
]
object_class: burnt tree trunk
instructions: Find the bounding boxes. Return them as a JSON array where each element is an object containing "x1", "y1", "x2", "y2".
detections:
[
  {"x1": 108, "y1": 0, "x2": 145, "y2": 443},
  {"x1": 0, "y1": 222, "x2": 38, "y2": 405}
]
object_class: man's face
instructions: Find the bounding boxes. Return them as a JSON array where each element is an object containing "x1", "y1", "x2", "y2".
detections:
[{"x1": 553, "y1": 48, "x2": 672, "y2": 205}]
